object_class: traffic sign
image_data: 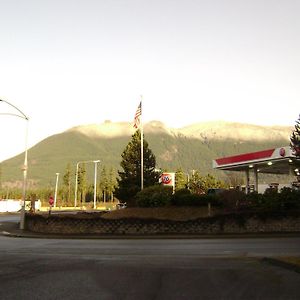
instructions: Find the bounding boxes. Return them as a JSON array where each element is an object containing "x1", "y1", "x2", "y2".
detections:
[{"x1": 49, "y1": 196, "x2": 54, "y2": 206}]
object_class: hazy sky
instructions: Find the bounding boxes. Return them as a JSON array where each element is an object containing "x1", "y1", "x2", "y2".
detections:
[{"x1": 0, "y1": 0, "x2": 299, "y2": 161}]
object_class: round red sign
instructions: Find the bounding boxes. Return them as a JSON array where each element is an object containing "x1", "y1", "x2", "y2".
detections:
[
  {"x1": 161, "y1": 174, "x2": 172, "y2": 184},
  {"x1": 279, "y1": 147, "x2": 286, "y2": 157},
  {"x1": 49, "y1": 196, "x2": 54, "y2": 206}
]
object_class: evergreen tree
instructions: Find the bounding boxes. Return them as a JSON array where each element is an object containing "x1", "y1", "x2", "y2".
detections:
[
  {"x1": 0, "y1": 163, "x2": 2, "y2": 194},
  {"x1": 107, "y1": 167, "x2": 118, "y2": 201},
  {"x1": 84, "y1": 184, "x2": 94, "y2": 203},
  {"x1": 98, "y1": 166, "x2": 118, "y2": 202},
  {"x1": 63, "y1": 163, "x2": 72, "y2": 206},
  {"x1": 290, "y1": 115, "x2": 300, "y2": 157},
  {"x1": 175, "y1": 168, "x2": 188, "y2": 191},
  {"x1": 99, "y1": 166, "x2": 109, "y2": 202},
  {"x1": 116, "y1": 129, "x2": 159, "y2": 204},
  {"x1": 77, "y1": 163, "x2": 87, "y2": 203}
]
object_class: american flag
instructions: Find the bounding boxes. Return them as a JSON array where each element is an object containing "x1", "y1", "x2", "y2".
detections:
[{"x1": 133, "y1": 101, "x2": 142, "y2": 128}]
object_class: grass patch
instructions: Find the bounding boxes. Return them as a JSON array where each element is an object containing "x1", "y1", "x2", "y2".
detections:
[{"x1": 275, "y1": 257, "x2": 300, "y2": 267}]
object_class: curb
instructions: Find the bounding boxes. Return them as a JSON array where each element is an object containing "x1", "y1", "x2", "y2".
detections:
[
  {"x1": 262, "y1": 257, "x2": 300, "y2": 274},
  {"x1": 2, "y1": 230, "x2": 300, "y2": 240},
  {"x1": 1, "y1": 231, "x2": 12, "y2": 236}
]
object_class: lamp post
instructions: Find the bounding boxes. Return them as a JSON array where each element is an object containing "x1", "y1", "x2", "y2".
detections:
[
  {"x1": 54, "y1": 172, "x2": 60, "y2": 207},
  {"x1": 74, "y1": 159, "x2": 100, "y2": 208},
  {"x1": 93, "y1": 160, "x2": 100, "y2": 209},
  {"x1": 74, "y1": 161, "x2": 81, "y2": 208},
  {"x1": 0, "y1": 99, "x2": 29, "y2": 230}
]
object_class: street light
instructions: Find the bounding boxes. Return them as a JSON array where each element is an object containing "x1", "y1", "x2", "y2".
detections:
[
  {"x1": 0, "y1": 99, "x2": 29, "y2": 230},
  {"x1": 54, "y1": 172, "x2": 60, "y2": 207},
  {"x1": 74, "y1": 159, "x2": 100, "y2": 208},
  {"x1": 93, "y1": 160, "x2": 100, "y2": 209}
]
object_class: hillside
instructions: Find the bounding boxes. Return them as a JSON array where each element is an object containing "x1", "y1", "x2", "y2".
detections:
[{"x1": 0, "y1": 120, "x2": 292, "y2": 188}]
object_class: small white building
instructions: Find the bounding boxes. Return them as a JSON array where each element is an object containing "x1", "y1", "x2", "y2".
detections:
[{"x1": 0, "y1": 199, "x2": 41, "y2": 213}]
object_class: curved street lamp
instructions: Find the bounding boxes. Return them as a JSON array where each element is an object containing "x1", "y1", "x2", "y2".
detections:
[
  {"x1": 0, "y1": 99, "x2": 29, "y2": 230},
  {"x1": 54, "y1": 172, "x2": 60, "y2": 207}
]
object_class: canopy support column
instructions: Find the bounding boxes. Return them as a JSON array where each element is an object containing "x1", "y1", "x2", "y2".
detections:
[
  {"x1": 245, "y1": 169, "x2": 250, "y2": 194},
  {"x1": 254, "y1": 167, "x2": 258, "y2": 193}
]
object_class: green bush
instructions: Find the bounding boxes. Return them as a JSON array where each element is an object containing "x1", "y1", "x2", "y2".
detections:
[
  {"x1": 245, "y1": 187, "x2": 300, "y2": 211},
  {"x1": 172, "y1": 193, "x2": 207, "y2": 206},
  {"x1": 279, "y1": 187, "x2": 300, "y2": 209},
  {"x1": 218, "y1": 190, "x2": 247, "y2": 210},
  {"x1": 171, "y1": 188, "x2": 191, "y2": 206},
  {"x1": 173, "y1": 188, "x2": 191, "y2": 197},
  {"x1": 171, "y1": 189, "x2": 221, "y2": 206},
  {"x1": 135, "y1": 185, "x2": 173, "y2": 207},
  {"x1": 135, "y1": 184, "x2": 300, "y2": 211}
]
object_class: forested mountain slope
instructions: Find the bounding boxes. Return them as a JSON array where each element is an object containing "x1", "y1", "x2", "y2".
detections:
[{"x1": 0, "y1": 120, "x2": 291, "y2": 188}]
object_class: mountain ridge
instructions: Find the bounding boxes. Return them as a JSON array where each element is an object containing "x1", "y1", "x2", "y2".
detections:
[
  {"x1": 0, "y1": 120, "x2": 292, "y2": 188},
  {"x1": 68, "y1": 120, "x2": 292, "y2": 141}
]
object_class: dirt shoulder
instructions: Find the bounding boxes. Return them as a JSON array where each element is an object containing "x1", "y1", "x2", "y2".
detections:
[
  {"x1": 101, "y1": 206, "x2": 219, "y2": 221},
  {"x1": 263, "y1": 257, "x2": 300, "y2": 273}
]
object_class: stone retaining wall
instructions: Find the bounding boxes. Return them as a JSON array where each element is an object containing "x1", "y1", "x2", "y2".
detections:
[{"x1": 25, "y1": 213, "x2": 300, "y2": 235}]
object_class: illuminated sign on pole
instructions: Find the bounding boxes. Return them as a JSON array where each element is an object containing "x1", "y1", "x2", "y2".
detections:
[{"x1": 160, "y1": 172, "x2": 176, "y2": 192}]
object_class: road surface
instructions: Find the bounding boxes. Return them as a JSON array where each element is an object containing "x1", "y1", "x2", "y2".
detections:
[{"x1": 0, "y1": 214, "x2": 299, "y2": 299}]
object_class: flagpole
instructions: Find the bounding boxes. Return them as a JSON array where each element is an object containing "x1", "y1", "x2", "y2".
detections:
[{"x1": 140, "y1": 95, "x2": 144, "y2": 190}]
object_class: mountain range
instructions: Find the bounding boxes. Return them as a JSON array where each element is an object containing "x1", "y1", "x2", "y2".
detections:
[{"x1": 0, "y1": 120, "x2": 292, "y2": 188}]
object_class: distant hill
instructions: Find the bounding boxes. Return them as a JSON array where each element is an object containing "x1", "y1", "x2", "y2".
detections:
[{"x1": 0, "y1": 120, "x2": 292, "y2": 188}]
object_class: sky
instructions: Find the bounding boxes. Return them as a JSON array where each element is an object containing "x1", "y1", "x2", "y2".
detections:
[{"x1": 0, "y1": 0, "x2": 299, "y2": 162}]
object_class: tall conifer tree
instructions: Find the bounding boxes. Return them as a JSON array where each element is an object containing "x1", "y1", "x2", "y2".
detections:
[
  {"x1": 63, "y1": 163, "x2": 72, "y2": 205},
  {"x1": 116, "y1": 130, "x2": 159, "y2": 204},
  {"x1": 290, "y1": 115, "x2": 300, "y2": 157}
]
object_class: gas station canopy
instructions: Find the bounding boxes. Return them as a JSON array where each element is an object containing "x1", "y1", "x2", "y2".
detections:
[
  {"x1": 213, "y1": 146, "x2": 300, "y2": 175},
  {"x1": 213, "y1": 146, "x2": 300, "y2": 192}
]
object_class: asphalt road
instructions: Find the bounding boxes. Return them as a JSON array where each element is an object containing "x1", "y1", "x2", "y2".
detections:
[{"x1": 0, "y1": 214, "x2": 300, "y2": 299}]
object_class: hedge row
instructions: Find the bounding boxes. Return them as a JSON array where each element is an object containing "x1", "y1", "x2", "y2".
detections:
[{"x1": 134, "y1": 185, "x2": 300, "y2": 211}]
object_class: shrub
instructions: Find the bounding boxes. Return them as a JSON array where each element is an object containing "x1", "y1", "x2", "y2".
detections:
[
  {"x1": 173, "y1": 188, "x2": 191, "y2": 197},
  {"x1": 172, "y1": 193, "x2": 207, "y2": 206},
  {"x1": 171, "y1": 188, "x2": 191, "y2": 206},
  {"x1": 279, "y1": 187, "x2": 300, "y2": 209},
  {"x1": 245, "y1": 187, "x2": 300, "y2": 212},
  {"x1": 135, "y1": 185, "x2": 173, "y2": 207},
  {"x1": 219, "y1": 190, "x2": 246, "y2": 211},
  {"x1": 171, "y1": 189, "x2": 221, "y2": 207}
]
